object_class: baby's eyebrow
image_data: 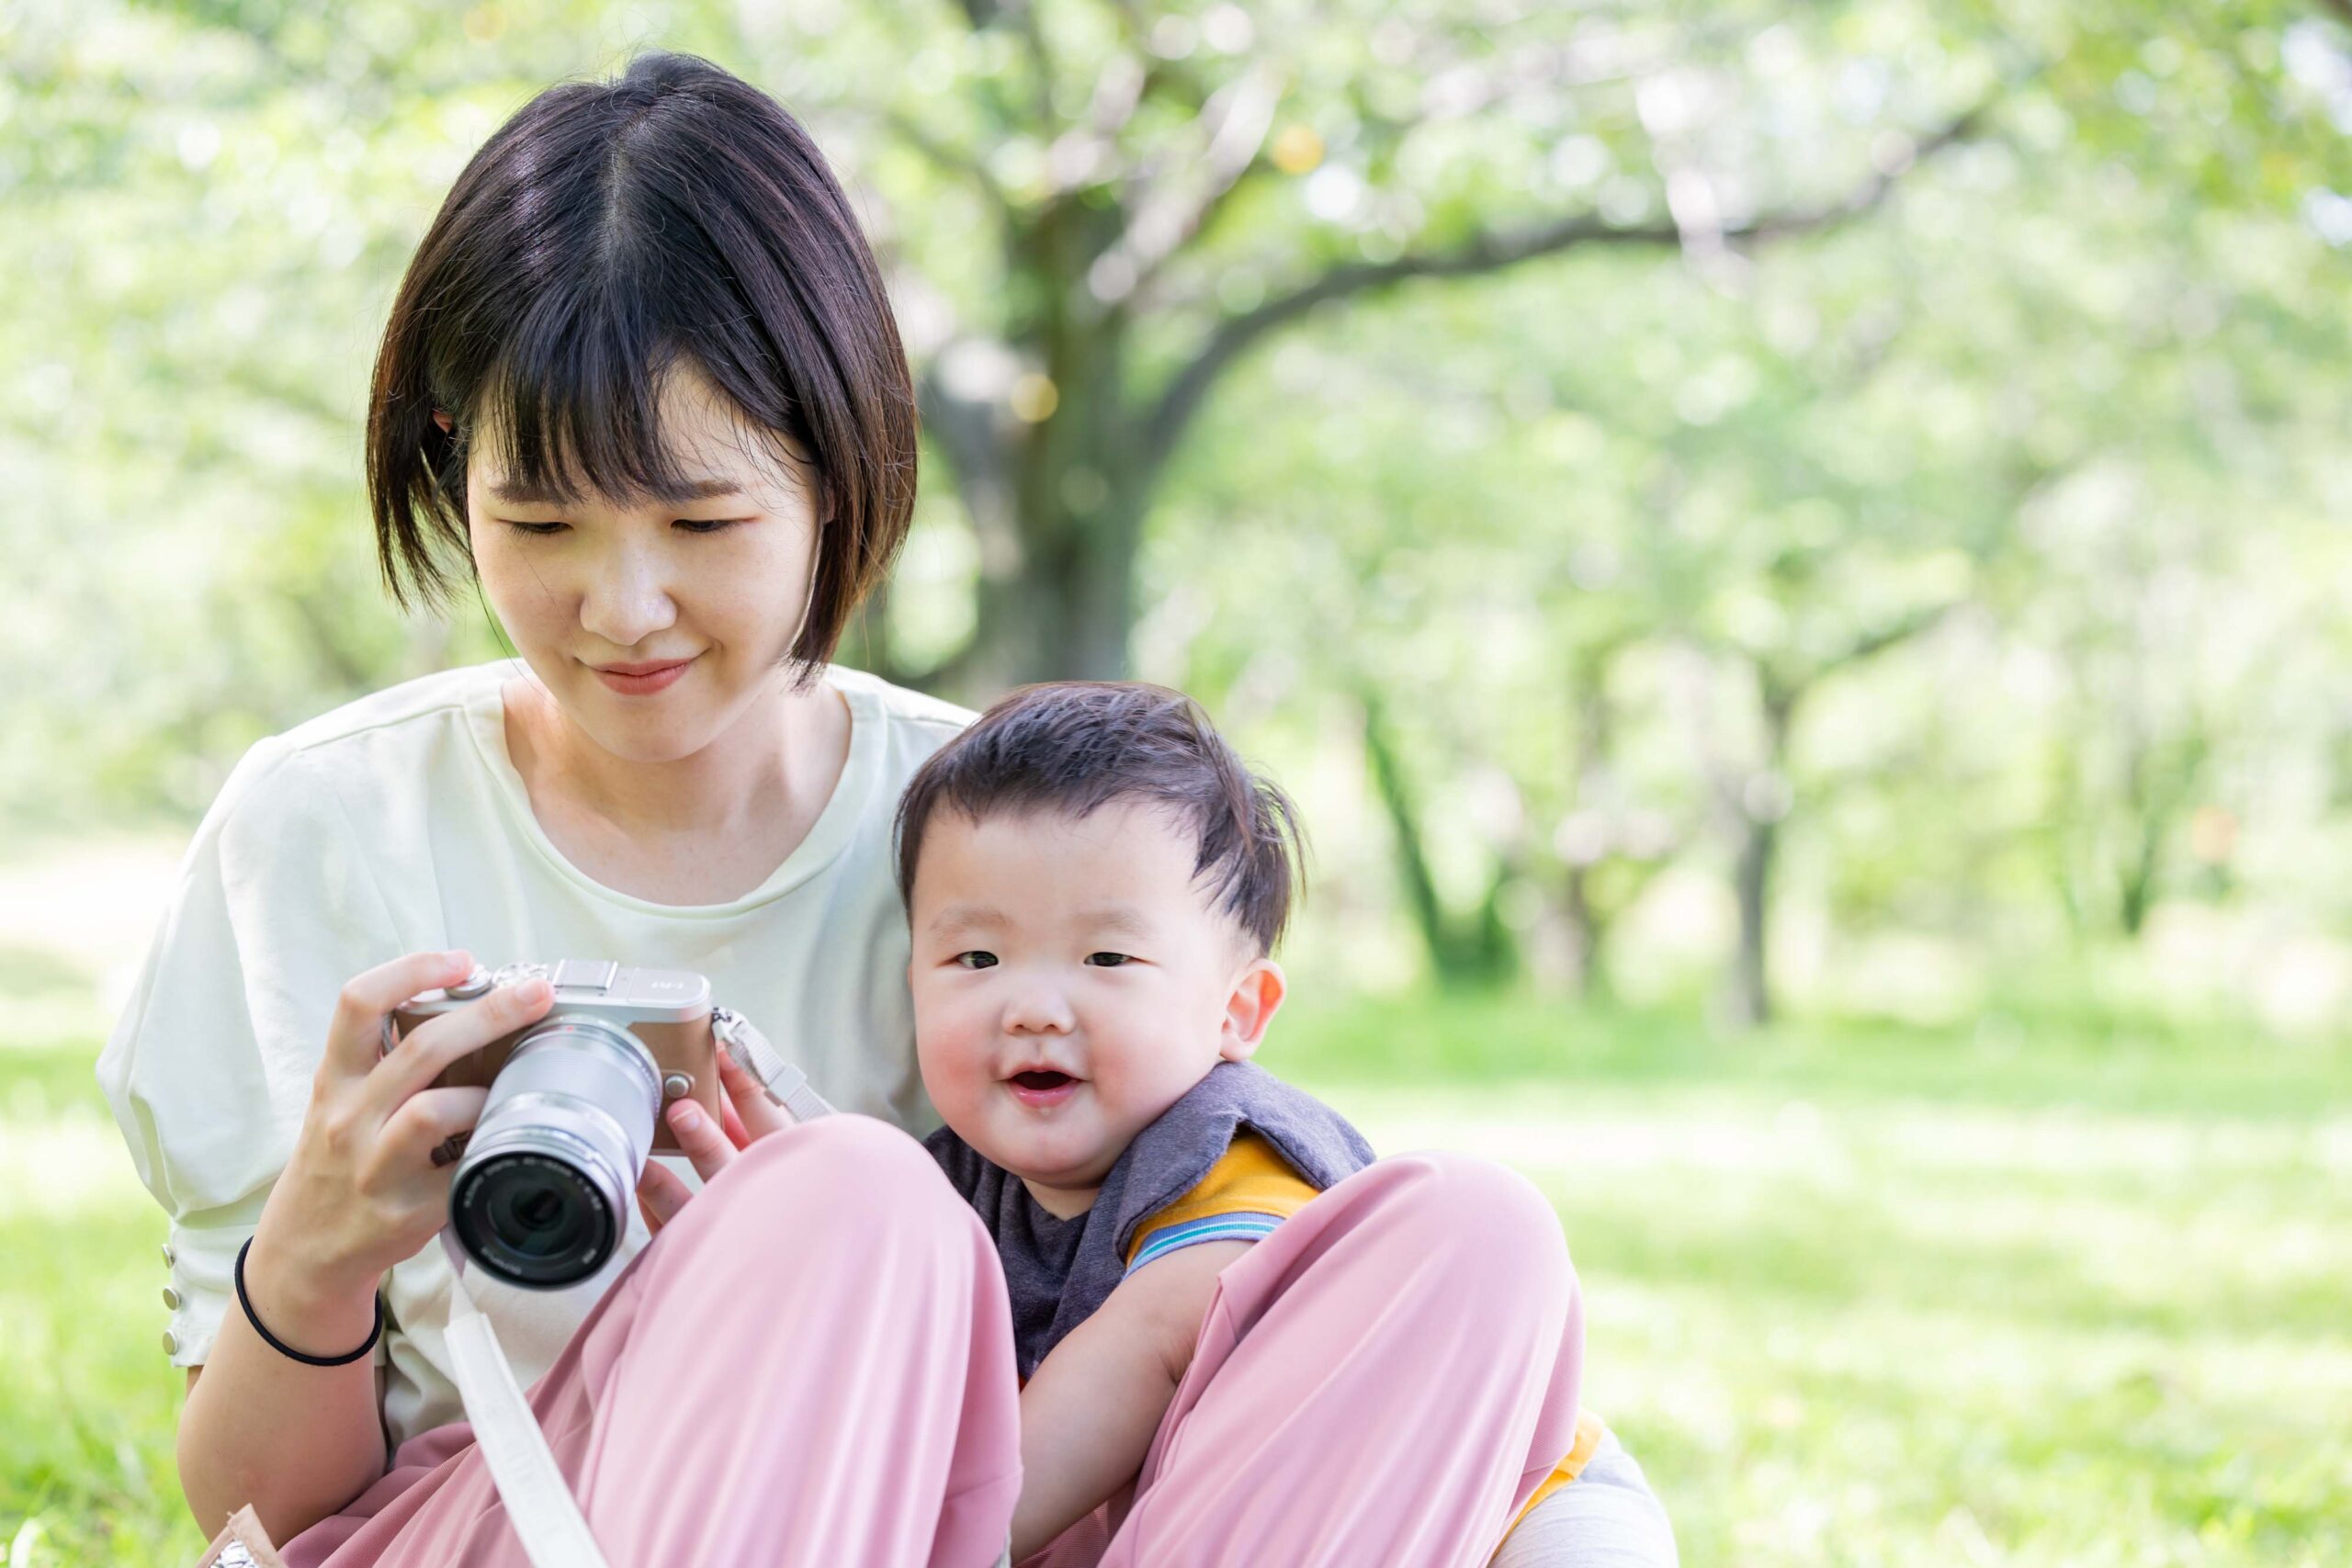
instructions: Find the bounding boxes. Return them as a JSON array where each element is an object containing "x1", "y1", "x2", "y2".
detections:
[
  {"x1": 1071, "y1": 904, "x2": 1154, "y2": 940},
  {"x1": 926, "y1": 904, "x2": 1007, "y2": 937}
]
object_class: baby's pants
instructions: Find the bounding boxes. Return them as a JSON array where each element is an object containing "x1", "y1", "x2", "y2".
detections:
[{"x1": 280, "y1": 1113, "x2": 1597, "y2": 1568}]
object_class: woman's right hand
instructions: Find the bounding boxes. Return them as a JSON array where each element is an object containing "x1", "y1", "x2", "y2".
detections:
[{"x1": 243, "y1": 950, "x2": 556, "y2": 1347}]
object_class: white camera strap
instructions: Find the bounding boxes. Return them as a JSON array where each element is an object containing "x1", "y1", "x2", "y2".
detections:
[
  {"x1": 440, "y1": 1229, "x2": 613, "y2": 1568},
  {"x1": 712, "y1": 1008, "x2": 837, "y2": 1126},
  {"x1": 436, "y1": 1008, "x2": 842, "y2": 1568}
]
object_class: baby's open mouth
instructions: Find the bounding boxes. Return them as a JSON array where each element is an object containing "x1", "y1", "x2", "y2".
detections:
[{"x1": 1010, "y1": 1069, "x2": 1076, "y2": 1090}]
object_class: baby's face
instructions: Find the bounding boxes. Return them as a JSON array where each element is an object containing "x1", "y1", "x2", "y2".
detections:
[{"x1": 909, "y1": 799, "x2": 1283, "y2": 1215}]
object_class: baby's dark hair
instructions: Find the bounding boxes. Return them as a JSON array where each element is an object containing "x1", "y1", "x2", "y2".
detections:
[{"x1": 895, "y1": 682, "x2": 1306, "y2": 953}]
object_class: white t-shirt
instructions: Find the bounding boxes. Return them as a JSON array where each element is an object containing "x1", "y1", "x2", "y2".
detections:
[{"x1": 96, "y1": 659, "x2": 972, "y2": 1445}]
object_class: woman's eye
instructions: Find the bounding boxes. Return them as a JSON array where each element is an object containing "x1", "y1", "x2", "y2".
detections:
[
  {"x1": 674, "y1": 517, "x2": 748, "y2": 536},
  {"x1": 954, "y1": 951, "x2": 999, "y2": 970},
  {"x1": 1084, "y1": 952, "x2": 1132, "y2": 968},
  {"x1": 503, "y1": 520, "x2": 569, "y2": 536}
]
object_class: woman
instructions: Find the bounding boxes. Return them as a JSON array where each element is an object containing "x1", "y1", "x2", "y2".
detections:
[{"x1": 98, "y1": 51, "x2": 1673, "y2": 1567}]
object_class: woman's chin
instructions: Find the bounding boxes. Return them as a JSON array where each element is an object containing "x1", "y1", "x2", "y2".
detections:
[{"x1": 568, "y1": 701, "x2": 730, "y2": 766}]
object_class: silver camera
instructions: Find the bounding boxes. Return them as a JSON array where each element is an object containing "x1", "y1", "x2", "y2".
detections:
[{"x1": 394, "y1": 961, "x2": 720, "y2": 1290}]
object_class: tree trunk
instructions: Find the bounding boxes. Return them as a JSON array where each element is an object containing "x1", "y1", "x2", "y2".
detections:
[
  {"x1": 1562, "y1": 861, "x2": 1609, "y2": 1000},
  {"x1": 1728, "y1": 811, "x2": 1778, "y2": 1028},
  {"x1": 1724, "y1": 684, "x2": 1795, "y2": 1029},
  {"x1": 1558, "y1": 644, "x2": 1620, "y2": 998},
  {"x1": 961, "y1": 481, "x2": 1145, "y2": 691},
  {"x1": 1360, "y1": 688, "x2": 1516, "y2": 987}
]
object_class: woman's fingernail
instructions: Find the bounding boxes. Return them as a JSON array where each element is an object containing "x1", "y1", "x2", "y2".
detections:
[{"x1": 673, "y1": 1102, "x2": 707, "y2": 1133}]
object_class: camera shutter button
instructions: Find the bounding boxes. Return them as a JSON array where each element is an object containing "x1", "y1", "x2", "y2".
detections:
[{"x1": 447, "y1": 965, "x2": 495, "y2": 999}]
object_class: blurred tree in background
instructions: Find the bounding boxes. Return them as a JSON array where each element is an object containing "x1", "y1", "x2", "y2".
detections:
[{"x1": 5, "y1": 0, "x2": 2351, "y2": 1024}]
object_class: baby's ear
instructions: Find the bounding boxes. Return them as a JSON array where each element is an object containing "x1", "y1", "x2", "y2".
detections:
[{"x1": 1218, "y1": 955, "x2": 1286, "y2": 1063}]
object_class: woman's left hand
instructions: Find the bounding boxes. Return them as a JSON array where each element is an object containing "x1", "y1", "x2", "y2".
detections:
[{"x1": 637, "y1": 1043, "x2": 793, "y2": 1233}]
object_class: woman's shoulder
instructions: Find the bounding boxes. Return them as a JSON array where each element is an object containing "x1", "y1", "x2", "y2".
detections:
[
  {"x1": 823, "y1": 666, "x2": 975, "y2": 794},
  {"x1": 205, "y1": 663, "x2": 508, "y2": 834},
  {"x1": 825, "y1": 664, "x2": 974, "y2": 742},
  {"x1": 269, "y1": 660, "x2": 506, "y2": 760}
]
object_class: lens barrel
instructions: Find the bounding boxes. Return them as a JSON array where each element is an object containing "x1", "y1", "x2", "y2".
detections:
[{"x1": 451, "y1": 1018, "x2": 661, "y2": 1289}]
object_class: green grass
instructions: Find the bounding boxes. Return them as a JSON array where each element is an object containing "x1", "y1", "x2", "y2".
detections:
[
  {"x1": 4, "y1": 982, "x2": 2347, "y2": 1565},
  {"x1": 1271, "y1": 993, "x2": 2352, "y2": 1567}
]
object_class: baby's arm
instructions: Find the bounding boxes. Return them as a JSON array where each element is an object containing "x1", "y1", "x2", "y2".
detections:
[{"x1": 1010, "y1": 1238, "x2": 1253, "y2": 1559}]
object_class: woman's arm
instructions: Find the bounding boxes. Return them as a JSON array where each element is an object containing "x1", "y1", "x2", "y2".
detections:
[
  {"x1": 177, "y1": 1289, "x2": 386, "y2": 1544},
  {"x1": 172, "y1": 953, "x2": 557, "y2": 1542},
  {"x1": 1009, "y1": 1239, "x2": 1251, "y2": 1561}
]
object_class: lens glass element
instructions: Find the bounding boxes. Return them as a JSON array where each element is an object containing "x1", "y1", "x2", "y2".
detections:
[{"x1": 453, "y1": 1151, "x2": 617, "y2": 1287}]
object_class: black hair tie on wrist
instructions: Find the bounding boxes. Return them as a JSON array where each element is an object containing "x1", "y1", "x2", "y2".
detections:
[{"x1": 233, "y1": 1237, "x2": 383, "y2": 1367}]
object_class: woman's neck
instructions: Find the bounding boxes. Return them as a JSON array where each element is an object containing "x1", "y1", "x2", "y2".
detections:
[{"x1": 502, "y1": 669, "x2": 853, "y2": 903}]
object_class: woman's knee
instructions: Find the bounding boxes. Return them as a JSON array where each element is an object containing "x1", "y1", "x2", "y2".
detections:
[
  {"x1": 689, "y1": 1113, "x2": 973, "y2": 1249},
  {"x1": 1354, "y1": 1150, "x2": 1576, "y2": 1300}
]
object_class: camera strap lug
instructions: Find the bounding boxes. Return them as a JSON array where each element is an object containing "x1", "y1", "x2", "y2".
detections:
[{"x1": 712, "y1": 1006, "x2": 837, "y2": 1124}]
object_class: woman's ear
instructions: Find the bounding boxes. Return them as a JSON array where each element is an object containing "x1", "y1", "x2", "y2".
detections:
[
  {"x1": 1217, "y1": 955, "x2": 1287, "y2": 1063},
  {"x1": 432, "y1": 409, "x2": 454, "y2": 434}
]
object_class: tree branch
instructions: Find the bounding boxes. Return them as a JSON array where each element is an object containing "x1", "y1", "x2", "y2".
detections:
[
  {"x1": 1092, "y1": 63, "x2": 1284, "y2": 306},
  {"x1": 915, "y1": 362, "x2": 1007, "y2": 507},
  {"x1": 880, "y1": 109, "x2": 1012, "y2": 211},
  {"x1": 1809, "y1": 600, "x2": 1964, "y2": 682},
  {"x1": 1137, "y1": 98, "x2": 1996, "y2": 482}
]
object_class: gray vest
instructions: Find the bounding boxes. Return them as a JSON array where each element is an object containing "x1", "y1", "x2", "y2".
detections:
[{"x1": 925, "y1": 1060, "x2": 1376, "y2": 1379}]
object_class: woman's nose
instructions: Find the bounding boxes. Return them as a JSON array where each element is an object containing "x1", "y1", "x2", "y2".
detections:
[{"x1": 577, "y1": 541, "x2": 679, "y2": 649}]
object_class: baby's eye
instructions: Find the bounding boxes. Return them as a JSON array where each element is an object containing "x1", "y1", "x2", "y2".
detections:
[
  {"x1": 953, "y1": 951, "x2": 999, "y2": 970},
  {"x1": 1084, "y1": 952, "x2": 1132, "y2": 968}
]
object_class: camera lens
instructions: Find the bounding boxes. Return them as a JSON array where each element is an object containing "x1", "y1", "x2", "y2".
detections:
[
  {"x1": 455, "y1": 1149, "x2": 616, "y2": 1286},
  {"x1": 450, "y1": 1017, "x2": 661, "y2": 1289}
]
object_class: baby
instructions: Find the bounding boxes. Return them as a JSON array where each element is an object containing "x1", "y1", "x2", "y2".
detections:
[{"x1": 895, "y1": 682, "x2": 1598, "y2": 1562}]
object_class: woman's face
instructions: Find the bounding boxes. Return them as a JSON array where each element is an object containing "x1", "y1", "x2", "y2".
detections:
[{"x1": 462, "y1": 363, "x2": 827, "y2": 763}]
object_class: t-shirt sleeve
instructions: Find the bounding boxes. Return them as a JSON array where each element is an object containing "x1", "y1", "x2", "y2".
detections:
[
  {"x1": 1123, "y1": 1131, "x2": 1322, "y2": 1274},
  {"x1": 95, "y1": 737, "x2": 405, "y2": 1368}
]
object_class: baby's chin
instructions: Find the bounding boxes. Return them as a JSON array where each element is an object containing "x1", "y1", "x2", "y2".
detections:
[{"x1": 966, "y1": 1118, "x2": 1118, "y2": 1191}]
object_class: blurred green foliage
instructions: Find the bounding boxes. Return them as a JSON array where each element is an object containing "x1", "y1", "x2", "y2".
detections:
[
  {"x1": 8, "y1": 0, "x2": 2352, "y2": 1025},
  {"x1": 8, "y1": 7, "x2": 2352, "y2": 1558}
]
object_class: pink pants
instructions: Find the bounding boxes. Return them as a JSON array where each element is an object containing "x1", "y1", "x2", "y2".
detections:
[{"x1": 281, "y1": 1114, "x2": 1582, "y2": 1568}]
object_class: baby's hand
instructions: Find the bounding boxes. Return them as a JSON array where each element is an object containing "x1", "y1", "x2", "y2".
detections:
[{"x1": 636, "y1": 1044, "x2": 792, "y2": 1233}]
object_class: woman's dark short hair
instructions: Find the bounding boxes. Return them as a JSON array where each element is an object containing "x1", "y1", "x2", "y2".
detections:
[
  {"x1": 895, "y1": 682, "x2": 1307, "y2": 954},
  {"x1": 366, "y1": 51, "x2": 915, "y2": 675}
]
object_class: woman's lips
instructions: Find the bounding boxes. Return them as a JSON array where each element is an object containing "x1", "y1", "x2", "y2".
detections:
[
  {"x1": 591, "y1": 657, "x2": 695, "y2": 695},
  {"x1": 1007, "y1": 1069, "x2": 1080, "y2": 1110}
]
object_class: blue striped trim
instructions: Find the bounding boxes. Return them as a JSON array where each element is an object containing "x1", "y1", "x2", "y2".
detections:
[{"x1": 1125, "y1": 1212, "x2": 1287, "y2": 1273}]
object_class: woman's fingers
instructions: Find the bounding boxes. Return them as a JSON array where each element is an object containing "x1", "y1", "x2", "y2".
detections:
[
  {"x1": 324, "y1": 950, "x2": 477, "y2": 1080},
  {"x1": 367, "y1": 978, "x2": 554, "y2": 1115},
  {"x1": 665, "y1": 1096, "x2": 738, "y2": 1184},
  {"x1": 637, "y1": 1158, "x2": 694, "y2": 1235},
  {"x1": 378, "y1": 1085, "x2": 492, "y2": 1171},
  {"x1": 715, "y1": 1039, "x2": 793, "y2": 1142}
]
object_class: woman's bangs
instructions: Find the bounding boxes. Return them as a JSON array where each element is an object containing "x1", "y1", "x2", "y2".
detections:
[{"x1": 469, "y1": 293, "x2": 699, "y2": 510}]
